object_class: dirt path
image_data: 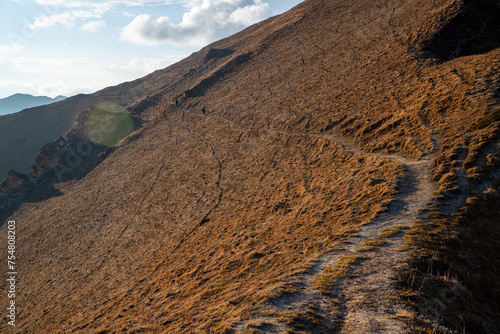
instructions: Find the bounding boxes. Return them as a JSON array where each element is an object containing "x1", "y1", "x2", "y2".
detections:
[
  {"x1": 174, "y1": 108, "x2": 438, "y2": 333},
  {"x1": 232, "y1": 144, "x2": 435, "y2": 333}
]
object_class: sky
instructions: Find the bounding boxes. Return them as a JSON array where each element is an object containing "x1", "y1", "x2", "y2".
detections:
[{"x1": 0, "y1": 0, "x2": 302, "y2": 99}]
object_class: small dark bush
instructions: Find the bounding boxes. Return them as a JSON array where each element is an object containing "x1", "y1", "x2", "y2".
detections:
[{"x1": 474, "y1": 107, "x2": 500, "y2": 130}]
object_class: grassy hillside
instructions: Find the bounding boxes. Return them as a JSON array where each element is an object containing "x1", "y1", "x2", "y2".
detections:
[
  {"x1": 0, "y1": 48, "x2": 203, "y2": 180},
  {"x1": 0, "y1": 0, "x2": 499, "y2": 333},
  {"x1": 400, "y1": 187, "x2": 500, "y2": 333}
]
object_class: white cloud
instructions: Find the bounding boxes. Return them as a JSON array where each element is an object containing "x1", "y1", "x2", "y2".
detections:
[
  {"x1": 122, "y1": 12, "x2": 137, "y2": 18},
  {"x1": 0, "y1": 54, "x2": 186, "y2": 98},
  {"x1": 8, "y1": 56, "x2": 94, "y2": 74},
  {"x1": 29, "y1": 12, "x2": 76, "y2": 29},
  {"x1": 120, "y1": 0, "x2": 271, "y2": 46},
  {"x1": 228, "y1": 2, "x2": 270, "y2": 25},
  {"x1": 29, "y1": 10, "x2": 103, "y2": 30},
  {"x1": 81, "y1": 20, "x2": 106, "y2": 32},
  {"x1": 109, "y1": 56, "x2": 186, "y2": 74},
  {"x1": 33, "y1": 0, "x2": 185, "y2": 9},
  {"x1": 0, "y1": 44, "x2": 25, "y2": 53}
]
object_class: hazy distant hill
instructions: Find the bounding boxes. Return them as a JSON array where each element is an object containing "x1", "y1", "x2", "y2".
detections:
[{"x1": 0, "y1": 93, "x2": 67, "y2": 116}]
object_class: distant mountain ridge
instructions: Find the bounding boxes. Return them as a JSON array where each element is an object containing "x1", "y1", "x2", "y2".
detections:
[{"x1": 0, "y1": 93, "x2": 67, "y2": 116}]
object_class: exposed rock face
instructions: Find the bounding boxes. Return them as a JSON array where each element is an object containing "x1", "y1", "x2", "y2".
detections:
[
  {"x1": 0, "y1": 170, "x2": 30, "y2": 192},
  {"x1": 0, "y1": 99, "x2": 141, "y2": 198},
  {"x1": 0, "y1": 107, "x2": 116, "y2": 221},
  {"x1": 31, "y1": 137, "x2": 68, "y2": 177}
]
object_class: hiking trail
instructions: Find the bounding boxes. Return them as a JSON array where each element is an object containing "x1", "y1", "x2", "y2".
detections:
[{"x1": 174, "y1": 107, "x2": 439, "y2": 333}]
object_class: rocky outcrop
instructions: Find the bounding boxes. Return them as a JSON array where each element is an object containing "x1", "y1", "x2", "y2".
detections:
[
  {"x1": 0, "y1": 107, "x2": 113, "y2": 221},
  {"x1": 0, "y1": 170, "x2": 31, "y2": 192}
]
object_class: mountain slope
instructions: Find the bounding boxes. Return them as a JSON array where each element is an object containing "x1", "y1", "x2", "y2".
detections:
[
  {"x1": 0, "y1": 51, "x2": 205, "y2": 180},
  {"x1": 0, "y1": 93, "x2": 66, "y2": 116},
  {"x1": 0, "y1": 0, "x2": 499, "y2": 333}
]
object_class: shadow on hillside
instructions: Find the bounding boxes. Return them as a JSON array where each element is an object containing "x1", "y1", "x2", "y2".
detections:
[
  {"x1": 0, "y1": 141, "x2": 110, "y2": 227},
  {"x1": 370, "y1": 164, "x2": 419, "y2": 222},
  {"x1": 423, "y1": 0, "x2": 500, "y2": 60},
  {"x1": 184, "y1": 53, "x2": 250, "y2": 98},
  {"x1": 0, "y1": 183, "x2": 64, "y2": 226}
]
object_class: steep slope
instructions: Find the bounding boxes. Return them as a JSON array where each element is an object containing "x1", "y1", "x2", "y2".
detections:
[
  {"x1": 0, "y1": 50, "x2": 202, "y2": 180},
  {"x1": 0, "y1": 0, "x2": 499, "y2": 333}
]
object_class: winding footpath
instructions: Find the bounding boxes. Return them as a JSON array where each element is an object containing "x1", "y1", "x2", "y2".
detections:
[{"x1": 174, "y1": 108, "x2": 439, "y2": 333}]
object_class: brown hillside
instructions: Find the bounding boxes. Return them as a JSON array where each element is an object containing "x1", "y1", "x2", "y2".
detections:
[
  {"x1": 1, "y1": 0, "x2": 499, "y2": 333},
  {"x1": 0, "y1": 49, "x2": 203, "y2": 180}
]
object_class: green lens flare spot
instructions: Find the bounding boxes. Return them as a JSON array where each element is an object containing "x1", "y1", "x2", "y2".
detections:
[{"x1": 84, "y1": 102, "x2": 134, "y2": 146}]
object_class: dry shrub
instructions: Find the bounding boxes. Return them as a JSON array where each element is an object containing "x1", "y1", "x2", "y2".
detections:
[{"x1": 473, "y1": 107, "x2": 500, "y2": 131}]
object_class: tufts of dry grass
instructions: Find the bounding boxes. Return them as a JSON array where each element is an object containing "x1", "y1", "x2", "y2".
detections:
[
  {"x1": 379, "y1": 225, "x2": 409, "y2": 238},
  {"x1": 313, "y1": 255, "x2": 365, "y2": 294},
  {"x1": 436, "y1": 171, "x2": 460, "y2": 195},
  {"x1": 397, "y1": 187, "x2": 500, "y2": 333},
  {"x1": 1, "y1": 113, "x2": 403, "y2": 333},
  {"x1": 357, "y1": 238, "x2": 387, "y2": 252},
  {"x1": 275, "y1": 309, "x2": 325, "y2": 332},
  {"x1": 390, "y1": 310, "x2": 414, "y2": 321}
]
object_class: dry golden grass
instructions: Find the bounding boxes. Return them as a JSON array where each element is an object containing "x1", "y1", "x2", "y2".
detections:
[
  {"x1": 393, "y1": 310, "x2": 414, "y2": 320},
  {"x1": 0, "y1": 0, "x2": 499, "y2": 332},
  {"x1": 1, "y1": 111, "x2": 401, "y2": 333},
  {"x1": 379, "y1": 225, "x2": 409, "y2": 238},
  {"x1": 313, "y1": 255, "x2": 365, "y2": 294},
  {"x1": 357, "y1": 238, "x2": 387, "y2": 252},
  {"x1": 275, "y1": 309, "x2": 324, "y2": 331}
]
